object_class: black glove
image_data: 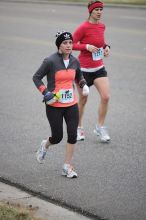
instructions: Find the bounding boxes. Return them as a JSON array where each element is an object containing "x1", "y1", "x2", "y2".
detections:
[
  {"x1": 79, "y1": 79, "x2": 86, "y2": 88},
  {"x1": 43, "y1": 91, "x2": 55, "y2": 104}
]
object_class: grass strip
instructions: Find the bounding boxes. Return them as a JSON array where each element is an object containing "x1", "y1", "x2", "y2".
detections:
[{"x1": 0, "y1": 202, "x2": 42, "y2": 220}]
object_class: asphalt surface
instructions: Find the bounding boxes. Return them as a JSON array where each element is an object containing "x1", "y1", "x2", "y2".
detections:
[{"x1": 0, "y1": 1, "x2": 146, "y2": 220}]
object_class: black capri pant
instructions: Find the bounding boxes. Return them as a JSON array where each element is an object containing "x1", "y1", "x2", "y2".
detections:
[{"x1": 46, "y1": 104, "x2": 79, "y2": 145}]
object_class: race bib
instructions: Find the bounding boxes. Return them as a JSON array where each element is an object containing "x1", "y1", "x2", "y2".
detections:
[
  {"x1": 59, "y1": 89, "x2": 74, "y2": 103},
  {"x1": 92, "y1": 47, "x2": 104, "y2": 61}
]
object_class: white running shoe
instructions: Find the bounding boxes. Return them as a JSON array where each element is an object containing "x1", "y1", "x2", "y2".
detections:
[
  {"x1": 94, "y1": 126, "x2": 111, "y2": 143},
  {"x1": 62, "y1": 164, "x2": 78, "y2": 178},
  {"x1": 36, "y1": 140, "x2": 47, "y2": 164},
  {"x1": 77, "y1": 127, "x2": 85, "y2": 141}
]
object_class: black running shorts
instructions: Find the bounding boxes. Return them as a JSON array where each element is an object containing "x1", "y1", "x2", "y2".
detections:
[{"x1": 82, "y1": 67, "x2": 107, "y2": 87}]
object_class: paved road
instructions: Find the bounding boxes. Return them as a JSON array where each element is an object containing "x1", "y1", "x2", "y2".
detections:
[{"x1": 0, "y1": 1, "x2": 146, "y2": 220}]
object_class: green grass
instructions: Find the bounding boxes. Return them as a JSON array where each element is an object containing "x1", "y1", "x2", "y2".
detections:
[{"x1": 0, "y1": 202, "x2": 42, "y2": 220}]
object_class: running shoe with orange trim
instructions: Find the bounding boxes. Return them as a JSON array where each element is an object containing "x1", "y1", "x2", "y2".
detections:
[{"x1": 77, "y1": 127, "x2": 85, "y2": 141}]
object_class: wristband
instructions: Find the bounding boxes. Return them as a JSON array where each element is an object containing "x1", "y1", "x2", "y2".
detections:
[
  {"x1": 79, "y1": 79, "x2": 86, "y2": 88},
  {"x1": 86, "y1": 44, "x2": 89, "y2": 51},
  {"x1": 42, "y1": 88, "x2": 49, "y2": 95},
  {"x1": 103, "y1": 44, "x2": 111, "y2": 49}
]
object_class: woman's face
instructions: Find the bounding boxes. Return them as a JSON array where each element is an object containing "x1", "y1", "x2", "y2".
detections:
[
  {"x1": 59, "y1": 40, "x2": 73, "y2": 55},
  {"x1": 90, "y1": 7, "x2": 103, "y2": 21}
]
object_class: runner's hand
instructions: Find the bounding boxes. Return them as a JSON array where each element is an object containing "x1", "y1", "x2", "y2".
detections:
[
  {"x1": 82, "y1": 85, "x2": 89, "y2": 96},
  {"x1": 104, "y1": 46, "x2": 110, "y2": 57},
  {"x1": 43, "y1": 91, "x2": 56, "y2": 104},
  {"x1": 87, "y1": 44, "x2": 98, "y2": 53}
]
